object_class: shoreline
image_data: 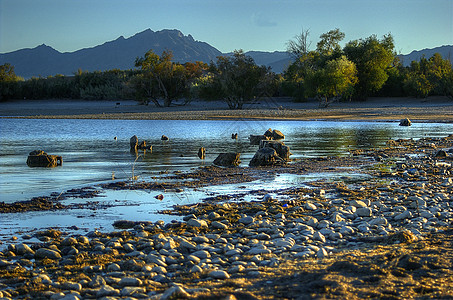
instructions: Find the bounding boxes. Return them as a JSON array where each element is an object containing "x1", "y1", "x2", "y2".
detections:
[
  {"x1": 1, "y1": 96, "x2": 453, "y2": 122},
  {"x1": 0, "y1": 135, "x2": 453, "y2": 299}
]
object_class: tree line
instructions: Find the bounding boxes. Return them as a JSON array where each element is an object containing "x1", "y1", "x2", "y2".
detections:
[{"x1": 1, "y1": 29, "x2": 452, "y2": 108}]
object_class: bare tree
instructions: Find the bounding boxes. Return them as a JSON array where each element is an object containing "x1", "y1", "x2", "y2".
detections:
[{"x1": 286, "y1": 28, "x2": 312, "y2": 59}]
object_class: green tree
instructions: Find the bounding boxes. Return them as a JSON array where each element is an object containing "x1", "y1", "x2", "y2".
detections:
[
  {"x1": 134, "y1": 50, "x2": 192, "y2": 107},
  {"x1": 0, "y1": 63, "x2": 23, "y2": 101},
  {"x1": 198, "y1": 50, "x2": 276, "y2": 109},
  {"x1": 284, "y1": 29, "x2": 357, "y2": 106},
  {"x1": 344, "y1": 34, "x2": 395, "y2": 100},
  {"x1": 317, "y1": 28, "x2": 345, "y2": 57},
  {"x1": 403, "y1": 53, "x2": 453, "y2": 99},
  {"x1": 305, "y1": 56, "x2": 358, "y2": 107}
]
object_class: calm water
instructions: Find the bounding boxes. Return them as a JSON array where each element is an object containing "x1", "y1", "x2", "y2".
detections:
[
  {"x1": 1, "y1": 118, "x2": 452, "y2": 203},
  {"x1": 0, "y1": 119, "x2": 452, "y2": 243}
]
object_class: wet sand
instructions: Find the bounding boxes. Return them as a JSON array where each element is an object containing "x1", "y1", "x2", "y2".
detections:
[{"x1": 1, "y1": 96, "x2": 453, "y2": 122}]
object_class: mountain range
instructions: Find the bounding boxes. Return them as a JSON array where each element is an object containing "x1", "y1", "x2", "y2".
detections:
[{"x1": 0, "y1": 28, "x2": 451, "y2": 78}]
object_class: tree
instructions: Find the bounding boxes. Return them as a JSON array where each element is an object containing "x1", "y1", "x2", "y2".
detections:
[
  {"x1": 134, "y1": 50, "x2": 192, "y2": 107},
  {"x1": 0, "y1": 63, "x2": 23, "y2": 101},
  {"x1": 305, "y1": 56, "x2": 358, "y2": 107},
  {"x1": 286, "y1": 28, "x2": 312, "y2": 59},
  {"x1": 283, "y1": 29, "x2": 357, "y2": 106},
  {"x1": 317, "y1": 28, "x2": 345, "y2": 57},
  {"x1": 198, "y1": 50, "x2": 276, "y2": 109},
  {"x1": 403, "y1": 53, "x2": 453, "y2": 99},
  {"x1": 344, "y1": 34, "x2": 395, "y2": 100}
]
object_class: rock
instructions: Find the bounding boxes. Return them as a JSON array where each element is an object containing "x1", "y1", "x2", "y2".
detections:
[
  {"x1": 27, "y1": 150, "x2": 62, "y2": 167},
  {"x1": 356, "y1": 207, "x2": 373, "y2": 217},
  {"x1": 316, "y1": 248, "x2": 328, "y2": 258},
  {"x1": 399, "y1": 118, "x2": 412, "y2": 126},
  {"x1": 35, "y1": 248, "x2": 61, "y2": 260},
  {"x1": 272, "y1": 129, "x2": 285, "y2": 140},
  {"x1": 395, "y1": 210, "x2": 413, "y2": 220},
  {"x1": 313, "y1": 231, "x2": 326, "y2": 243},
  {"x1": 305, "y1": 202, "x2": 318, "y2": 211},
  {"x1": 15, "y1": 243, "x2": 35, "y2": 255},
  {"x1": 239, "y1": 216, "x2": 254, "y2": 225},
  {"x1": 264, "y1": 128, "x2": 273, "y2": 137},
  {"x1": 121, "y1": 286, "x2": 146, "y2": 297},
  {"x1": 249, "y1": 135, "x2": 270, "y2": 145},
  {"x1": 249, "y1": 147, "x2": 283, "y2": 167},
  {"x1": 191, "y1": 250, "x2": 211, "y2": 259},
  {"x1": 211, "y1": 221, "x2": 229, "y2": 230},
  {"x1": 89, "y1": 275, "x2": 106, "y2": 288},
  {"x1": 187, "y1": 218, "x2": 208, "y2": 228},
  {"x1": 119, "y1": 277, "x2": 142, "y2": 286},
  {"x1": 130, "y1": 135, "x2": 139, "y2": 149},
  {"x1": 369, "y1": 217, "x2": 388, "y2": 226},
  {"x1": 350, "y1": 200, "x2": 367, "y2": 208},
  {"x1": 434, "y1": 150, "x2": 448, "y2": 158},
  {"x1": 60, "y1": 282, "x2": 82, "y2": 291},
  {"x1": 198, "y1": 147, "x2": 206, "y2": 159},
  {"x1": 190, "y1": 265, "x2": 203, "y2": 273},
  {"x1": 209, "y1": 270, "x2": 230, "y2": 279},
  {"x1": 96, "y1": 285, "x2": 120, "y2": 297},
  {"x1": 259, "y1": 140, "x2": 291, "y2": 160},
  {"x1": 213, "y1": 153, "x2": 241, "y2": 167},
  {"x1": 179, "y1": 240, "x2": 197, "y2": 250},
  {"x1": 161, "y1": 285, "x2": 191, "y2": 300}
]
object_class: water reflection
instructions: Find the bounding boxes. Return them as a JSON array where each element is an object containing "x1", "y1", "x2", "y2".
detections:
[{"x1": 0, "y1": 119, "x2": 452, "y2": 202}]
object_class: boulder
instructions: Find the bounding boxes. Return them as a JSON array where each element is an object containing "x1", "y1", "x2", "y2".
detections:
[
  {"x1": 399, "y1": 118, "x2": 412, "y2": 126},
  {"x1": 264, "y1": 128, "x2": 273, "y2": 138},
  {"x1": 27, "y1": 150, "x2": 62, "y2": 167},
  {"x1": 249, "y1": 135, "x2": 270, "y2": 145},
  {"x1": 263, "y1": 128, "x2": 285, "y2": 139},
  {"x1": 130, "y1": 136, "x2": 152, "y2": 151},
  {"x1": 130, "y1": 135, "x2": 139, "y2": 149},
  {"x1": 259, "y1": 140, "x2": 291, "y2": 160},
  {"x1": 213, "y1": 153, "x2": 241, "y2": 167},
  {"x1": 434, "y1": 150, "x2": 448, "y2": 158},
  {"x1": 198, "y1": 147, "x2": 206, "y2": 159},
  {"x1": 272, "y1": 129, "x2": 285, "y2": 140},
  {"x1": 249, "y1": 147, "x2": 283, "y2": 167}
]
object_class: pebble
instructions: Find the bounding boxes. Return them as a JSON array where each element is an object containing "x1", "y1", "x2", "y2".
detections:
[
  {"x1": 209, "y1": 270, "x2": 230, "y2": 279},
  {"x1": 1, "y1": 136, "x2": 453, "y2": 299}
]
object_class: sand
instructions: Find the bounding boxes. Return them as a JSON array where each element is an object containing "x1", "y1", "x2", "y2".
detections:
[{"x1": 1, "y1": 96, "x2": 453, "y2": 122}]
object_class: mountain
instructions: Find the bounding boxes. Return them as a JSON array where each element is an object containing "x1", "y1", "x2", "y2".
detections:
[
  {"x1": 0, "y1": 29, "x2": 222, "y2": 78},
  {"x1": 241, "y1": 51, "x2": 292, "y2": 74},
  {"x1": 398, "y1": 45, "x2": 453, "y2": 66},
  {"x1": 1, "y1": 28, "x2": 451, "y2": 78}
]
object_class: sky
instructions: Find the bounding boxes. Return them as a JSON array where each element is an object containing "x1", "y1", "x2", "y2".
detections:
[{"x1": 0, "y1": 0, "x2": 452, "y2": 55}]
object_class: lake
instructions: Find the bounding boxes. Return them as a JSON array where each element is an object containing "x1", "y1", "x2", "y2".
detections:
[{"x1": 0, "y1": 119, "x2": 452, "y2": 240}]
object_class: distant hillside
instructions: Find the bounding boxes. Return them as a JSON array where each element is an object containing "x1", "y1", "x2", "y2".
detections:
[
  {"x1": 242, "y1": 51, "x2": 292, "y2": 74},
  {"x1": 1, "y1": 28, "x2": 451, "y2": 78},
  {"x1": 398, "y1": 45, "x2": 453, "y2": 66},
  {"x1": 0, "y1": 29, "x2": 222, "y2": 78}
]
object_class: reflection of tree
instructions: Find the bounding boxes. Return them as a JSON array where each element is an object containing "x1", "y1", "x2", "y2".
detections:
[{"x1": 290, "y1": 126, "x2": 394, "y2": 157}]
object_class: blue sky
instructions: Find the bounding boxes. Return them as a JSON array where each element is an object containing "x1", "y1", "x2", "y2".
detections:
[{"x1": 1, "y1": 0, "x2": 452, "y2": 54}]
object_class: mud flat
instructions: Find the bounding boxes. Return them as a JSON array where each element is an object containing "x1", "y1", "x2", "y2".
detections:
[
  {"x1": 1, "y1": 97, "x2": 453, "y2": 122},
  {"x1": 0, "y1": 134, "x2": 452, "y2": 299}
]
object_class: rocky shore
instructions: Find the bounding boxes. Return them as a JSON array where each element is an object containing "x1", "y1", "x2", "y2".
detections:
[{"x1": 1, "y1": 135, "x2": 453, "y2": 299}]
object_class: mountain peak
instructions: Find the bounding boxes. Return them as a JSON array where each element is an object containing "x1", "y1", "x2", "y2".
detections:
[{"x1": 0, "y1": 28, "x2": 222, "y2": 78}]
